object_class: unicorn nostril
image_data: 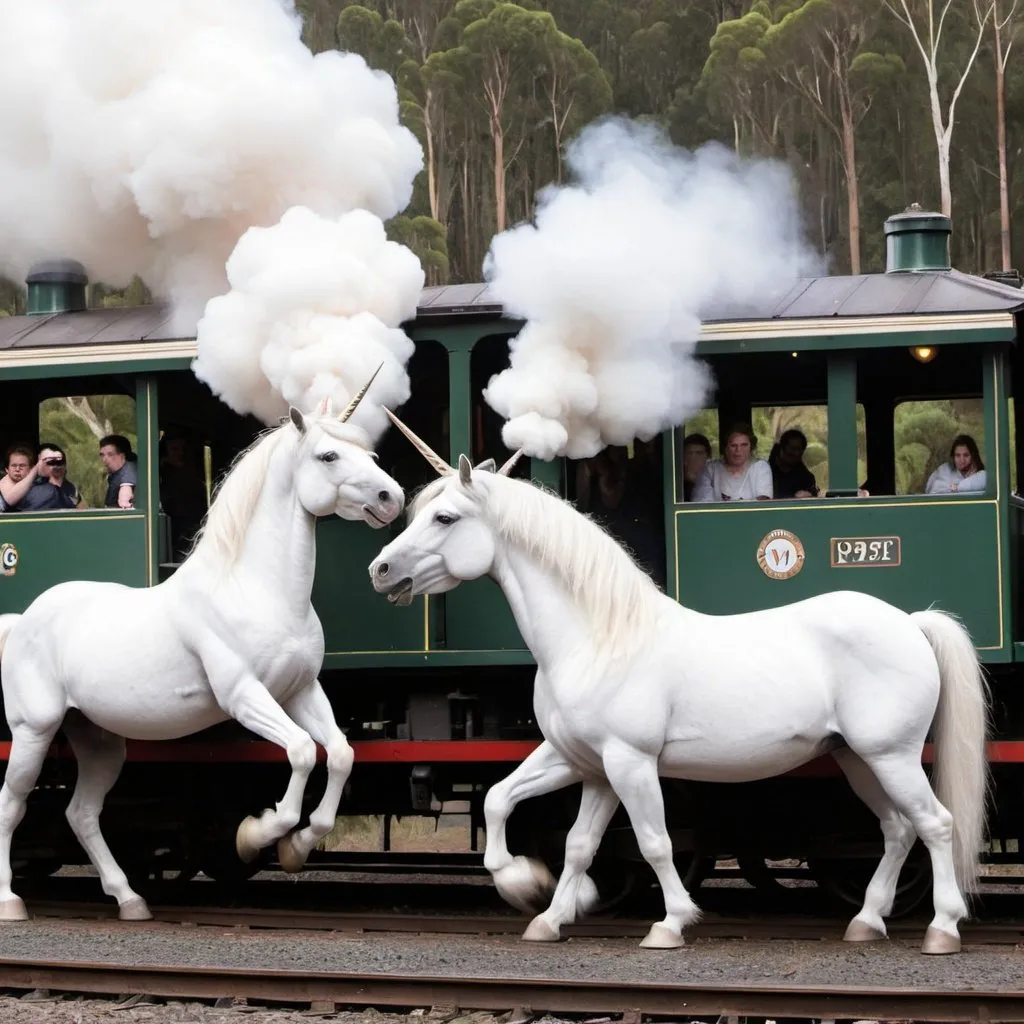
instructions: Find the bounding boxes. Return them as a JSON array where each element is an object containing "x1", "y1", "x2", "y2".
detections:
[
  {"x1": 378, "y1": 489, "x2": 392, "y2": 504},
  {"x1": 376, "y1": 562, "x2": 390, "y2": 578}
]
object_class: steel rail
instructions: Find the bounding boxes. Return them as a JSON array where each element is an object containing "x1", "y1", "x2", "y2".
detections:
[
  {"x1": 22, "y1": 899, "x2": 1024, "y2": 945},
  {"x1": 0, "y1": 956, "x2": 1022, "y2": 1020}
]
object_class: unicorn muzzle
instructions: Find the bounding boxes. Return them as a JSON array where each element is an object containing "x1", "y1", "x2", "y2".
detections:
[
  {"x1": 368, "y1": 557, "x2": 415, "y2": 605},
  {"x1": 362, "y1": 487, "x2": 403, "y2": 528}
]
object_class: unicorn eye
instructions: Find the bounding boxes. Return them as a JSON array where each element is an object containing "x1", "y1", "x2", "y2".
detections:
[
  {"x1": 435, "y1": 511, "x2": 457, "y2": 526},
  {"x1": 318, "y1": 451, "x2": 339, "y2": 463}
]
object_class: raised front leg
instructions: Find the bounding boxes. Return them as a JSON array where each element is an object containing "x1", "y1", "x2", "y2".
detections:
[
  {"x1": 522, "y1": 780, "x2": 620, "y2": 943},
  {"x1": 483, "y1": 740, "x2": 582, "y2": 916},
  {"x1": 201, "y1": 646, "x2": 319, "y2": 861},
  {"x1": 603, "y1": 741, "x2": 701, "y2": 950},
  {"x1": 275, "y1": 680, "x2": 354, "y2": 872}
]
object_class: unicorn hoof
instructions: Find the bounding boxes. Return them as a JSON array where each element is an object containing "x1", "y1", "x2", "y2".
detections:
[
  {"x1": 922, "y1": 925, "x2": 961, "y2": 955},
  {"x1": 522, "y1": 916, "x2": 561, "y2": 942},
  {"x1": 844, "y1": 919, "x2": 887, "y2": 942},
  {"x1": 492, "y1": 856, "x2": 556, "y2": 914},
  {"x1": 640, "y1": 923, "x2": 685, "y2": 949},
  {"x1": 118, "y1": 897, "x2": 152, "y2": 922},
  {"x1": 235, "y1": 815, "x2": 262, "y2": 863},
  {"x1": 0, "y1": 897, "x2": 27, "y2": 921},
  {"x1": 277, "y1": 832, "x2": 307, "y2": 874}
]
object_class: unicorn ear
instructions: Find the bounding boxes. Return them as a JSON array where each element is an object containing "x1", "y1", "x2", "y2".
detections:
[
  {"x1": 289, "y1": 407, "x2": 307, "y2": 434},
  {"x1": 458, "y1": 453, "x2": 473, "y2": 486},
  {"x1": 475, "y1": 458, "x2": 497, "y2": 473},
  {"x1": 315, "y1": 395, "x2": 333, "y2": 417}
]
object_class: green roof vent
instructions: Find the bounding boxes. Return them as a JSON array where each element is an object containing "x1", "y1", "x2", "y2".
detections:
[
  {"x1": 884, "y1": 204, "x2": 951, "y2": 273},
  {"x1": 26, "y1": 258, "x2": 88, "y2": 315}
]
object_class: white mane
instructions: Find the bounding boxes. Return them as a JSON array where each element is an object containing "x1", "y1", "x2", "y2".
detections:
[
  {"x1": 189, "y1": 425, "x2": 293, "y2": 570},
  {"x1": 412, "y1": 471, "x2": 664, "y2": 657}
]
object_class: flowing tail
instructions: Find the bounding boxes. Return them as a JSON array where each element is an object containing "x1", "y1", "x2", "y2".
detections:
[{"x1": 911, "y1": 609, "x2": 992, "y2": 899}]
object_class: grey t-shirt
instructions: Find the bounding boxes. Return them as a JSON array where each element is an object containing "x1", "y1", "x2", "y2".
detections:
[
  {"x1": 105, "y1": 460, "x2": 139, "y2": 507},
  {"x1": 11, "y1": 476, "x2": 81, "y2": 512}
]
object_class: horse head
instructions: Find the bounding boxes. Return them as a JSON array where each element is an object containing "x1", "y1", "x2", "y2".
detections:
[
  {"x1": 368, "y1": 411, "x2": 522, "y2": 605},
  {"x1": 289, "y1": 366, "x2": 405, "y2": 529}
]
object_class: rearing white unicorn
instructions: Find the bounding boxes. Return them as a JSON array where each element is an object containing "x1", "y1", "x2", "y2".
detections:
[
  {"x1": 0, "y1": 369, "x2": 403, "y2": 923},
  {"x1": 369, "y1": 413, "x2": 990, "y2": 956}
]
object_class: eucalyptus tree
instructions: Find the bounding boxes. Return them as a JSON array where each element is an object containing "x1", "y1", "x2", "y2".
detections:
[
  {"x1": 766, "y1": 0, "x2": 902, "y2": 274},
  {"x1": 885, "y1": 0, "x2": 995, "y2": 217}
]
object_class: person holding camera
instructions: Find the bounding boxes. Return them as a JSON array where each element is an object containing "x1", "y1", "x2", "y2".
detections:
[{"x1": 4, "y1": 443, "x2": 86, "y2": 512}]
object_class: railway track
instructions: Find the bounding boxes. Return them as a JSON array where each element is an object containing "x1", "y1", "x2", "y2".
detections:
[
  {"x1": 21, "y1": 897, "x2": 1024, "y2": 946},
  {"x1": 1, "y1": 955, "x2": 1023, "y2": 1021}
]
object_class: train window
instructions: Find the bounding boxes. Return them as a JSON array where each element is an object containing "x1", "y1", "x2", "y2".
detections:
[
  {"x1": 470, "y1": 336, "x2": 532, "y2": 480},
  {"x1": 37, "y1": 391, "x2": 137, "y2": 509},
  {"x1": 855, "y1": 344, "x2": 987, "y2": 498},
  {"x1": 674, "y1": 349, "x2": 830, "y2": 503},
  {"x1": 892, "y1": 398, "x2": 986, "y2": 496}
]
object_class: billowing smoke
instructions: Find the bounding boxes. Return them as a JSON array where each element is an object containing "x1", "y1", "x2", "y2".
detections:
[
  {"x1": 0, "y1": 0, "x2": 425, "y2": 437},
  {"x1": 482, "y1": 118, "x2": 824, "y2": 460},
  {"x1": 192, "y1": 206, "x2": 423, "y2": 436}
]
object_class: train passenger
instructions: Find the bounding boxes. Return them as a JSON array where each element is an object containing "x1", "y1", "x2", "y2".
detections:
[
  {"x1": 768, "y1": 428, "x2": 819, "y2": 499},
  {"x1": 0, "y1": 444, "x2": 44, "y2": 512},
  {"x1": 577, "y1": 443, "x2": 665, "y2": 583},
  {"x1": 4, "y1": 443, "x2": 85, "y2": 512},
  {"x1": 100, "y1": 434, "x2": 138, "y2": 509},
  {"x1": 681, "y1": 432, "x2": 712, "y2": 501},
  {"x1": 692, "y1": 423, "x2": 772, "y2": 502},
  {"x1": 925, "y1": 434, "x2": 987, "y2": 494},
  {"x1": 159, "y1": 432, "x2": 208, "y2": 559}
]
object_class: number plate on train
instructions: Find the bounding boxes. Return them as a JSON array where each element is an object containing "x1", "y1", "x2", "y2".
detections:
[{"x1": 830, "y1": 536, "x2": 901, "y2": 567}]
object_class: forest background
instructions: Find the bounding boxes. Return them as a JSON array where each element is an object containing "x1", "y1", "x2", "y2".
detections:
[{"x1": 0, "y1": 0, "x2": 1018, "y2": 501}]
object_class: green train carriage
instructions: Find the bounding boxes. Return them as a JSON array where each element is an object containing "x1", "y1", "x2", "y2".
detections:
[{"x1": 1, "y1": 208, "x2": 1023, "y2": 909}]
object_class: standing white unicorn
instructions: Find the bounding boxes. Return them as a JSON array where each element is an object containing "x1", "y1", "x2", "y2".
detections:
[
  {"x1": 0, "y1": 368, "x2": 403, "y2": 923},
  {"x1": 369, "y1": 412, "x2": 991, "y2": 956}
]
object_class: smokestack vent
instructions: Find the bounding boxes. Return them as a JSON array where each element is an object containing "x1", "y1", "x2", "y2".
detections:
[
  {"x1": 26, "y1": 258, "x2": 88, "y2": 315},
  {"x1": 884, "y1": 204, "x2": 951, "y2": 273}
]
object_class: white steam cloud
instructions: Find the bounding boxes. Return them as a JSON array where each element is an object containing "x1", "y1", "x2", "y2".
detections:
[
  {"x1": 193, "y1": 206, "x2": 423, "y2": 435},
  {"x1": 482, "y1": 118, "x2": 824, "y2": 460},
  {"x1": 0, "y1": 0, "x2": 425, "y2": 437}
]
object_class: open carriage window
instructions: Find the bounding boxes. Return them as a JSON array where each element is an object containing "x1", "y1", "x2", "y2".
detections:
[
  {"x1": 0, "y1": 376, "x2": 138, "y2": 514},
  {"x1": 37, "y1": 392, "x2": 138, "y2": 509},
  {"x1": 675, "y1": 349, "x2": 829, "y2": 503},
  {"x1": 470, "y1": 335, "x2": 531, "y2": 481},
  {"x1": 855, "y1": 344, "x2": 987, "y2": 498}
]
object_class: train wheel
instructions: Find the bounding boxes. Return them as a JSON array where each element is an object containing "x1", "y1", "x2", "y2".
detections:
[{"x1": 807, "y1": 849, "x2": 932, "y2": 919}]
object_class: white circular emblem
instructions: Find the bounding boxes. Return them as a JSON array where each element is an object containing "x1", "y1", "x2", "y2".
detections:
[
  {"x1": 0, "y1": 542, "x2": 18, "y2": 576},
  {"x1": 756, "y1": 529, "x2": 805, "y2": 580}
]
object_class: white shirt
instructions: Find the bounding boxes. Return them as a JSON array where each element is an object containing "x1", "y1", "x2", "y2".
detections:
[
  {"x1": 925, "y1": 463, "x2": 987, "y2": 494},
  {"x1": 692, "y1": 458, "x2": 773, "y2": 502}
]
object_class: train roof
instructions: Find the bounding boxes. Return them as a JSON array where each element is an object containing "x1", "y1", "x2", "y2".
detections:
[{"x1": 1, "y1": 267, "x2": 1022, "y2": 355}]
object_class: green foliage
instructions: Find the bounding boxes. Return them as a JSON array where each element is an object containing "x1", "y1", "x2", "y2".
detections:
[
  {"x1": 38, "y1": 395, "x2": 137, "y2": 507},
  {"x1": 387, "y1": 214, "x2": 452, "y2": 283}
]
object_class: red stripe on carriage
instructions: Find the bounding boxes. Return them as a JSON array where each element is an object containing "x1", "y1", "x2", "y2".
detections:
[{"x1": 3, "y1": 739, "x2": 1024, "y2": 767}]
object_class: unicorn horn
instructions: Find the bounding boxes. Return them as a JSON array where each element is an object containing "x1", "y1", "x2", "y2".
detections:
[
  {"x1": 338, "y1": 362, "x2": 384, "y2": 423},
  {"x1": 497, "y1": 449, "x2": 525, "y2": 476},
  {"x1": 383, "y1": 407, "x2": 454, "y2": 476}
]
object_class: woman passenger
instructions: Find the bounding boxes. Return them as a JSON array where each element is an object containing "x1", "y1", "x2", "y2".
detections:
[
  {"x1": 692, "y1": 423, "x2": 772, "y2": 502},
  {"x1": 925, "y1": 434, "x2": 987, "y2": 494}
]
